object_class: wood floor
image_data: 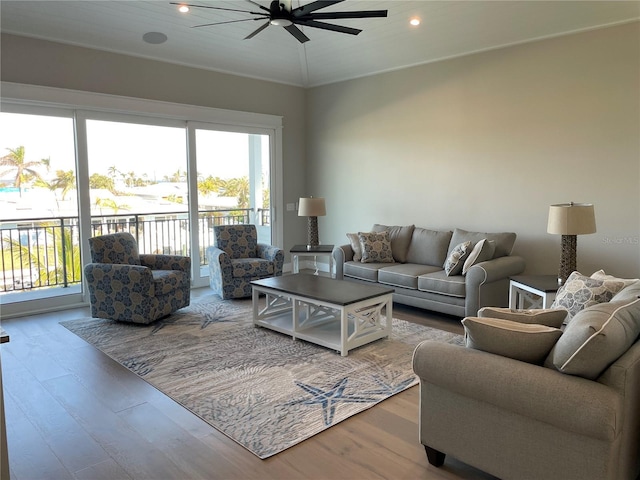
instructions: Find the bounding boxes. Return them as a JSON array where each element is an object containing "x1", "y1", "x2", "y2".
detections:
[{"x1": 1, "y1": 287, "x2": 497, "y2": 480}]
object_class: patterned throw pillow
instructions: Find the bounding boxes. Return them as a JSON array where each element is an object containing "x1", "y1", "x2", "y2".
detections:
[
  {"x1": 551, "y1": 271, "x2": 625, "y2": 320},
  {"x1": 346, "y1": 232, "x2": 363, "y2": 262},
  {"x1": 443, "y1": 241, "x2": 472, "y2": 276},
  {"x1": 358, "y1": 231, "x2": 395, "y2": 263},
  {"x1": 462, "y1": 239, "x2": 496, "y2": 275}
]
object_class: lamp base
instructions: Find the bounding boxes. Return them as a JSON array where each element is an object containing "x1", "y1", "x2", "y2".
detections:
[
  {"x1": 558, "y1": 234, "x2": 577, "y2": 285},
  {"x1": 307, "y1": 216, "x2": 319, "y2": 248}
]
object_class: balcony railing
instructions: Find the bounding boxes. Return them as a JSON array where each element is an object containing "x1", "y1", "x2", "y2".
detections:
[{"x1": 1, "y1": 208, "x2": 270, "y2": 293}]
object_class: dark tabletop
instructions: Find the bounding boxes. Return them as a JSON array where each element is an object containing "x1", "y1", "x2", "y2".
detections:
[
  {"x1": 290, "y1": 244, "x2": 334, "y2": 253},
  {"x1": 252, "y1": 274, "x2": 394, "y2": 306},
  {"x1": 510, "y1": 274, "x2": 560, "y2": 293}
]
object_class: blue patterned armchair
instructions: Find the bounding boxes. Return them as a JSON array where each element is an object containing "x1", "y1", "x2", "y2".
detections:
[
  {"x1": 84, "y1": 232, "x2": 191, "y2": 324},
  {"x1": 207, "y1": 224, "x2": 283, "y2": 299}
]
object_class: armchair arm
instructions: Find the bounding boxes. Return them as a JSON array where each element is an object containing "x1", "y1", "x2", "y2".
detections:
[
  {"x1": 139, "y1": 254, "x2": 191, "y2": 272},
  {"x1": 257, "y1": 244, "x2": 284, "y2": 276},
  {"x1": 332, "y1": 244, "x2": 354, "y2": 280},
  {"x1": 84, "y1": 263, "x2": 155, "y2": 296},
  {"x1": 413, "y1": 340, "x2": 622, "y2": 442}
]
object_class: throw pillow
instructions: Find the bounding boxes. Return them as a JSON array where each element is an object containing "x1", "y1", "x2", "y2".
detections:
[
  {"x1": 372, "y1": 224, "x2": 415, "y2": 263},
  {"x1": 590, "y1": 269, "x2": 639, "y2": 288},
  {"x1": 611, "y1": 280, "x2": 640, "y2": 303},
  {"x1": 550, "y1": 271, "x2": 625, "y2": 320},
  {"x1": 443, "y1": 241, "x2": 471, "y2": 276},
  {"x1": 358, "y1": 231, "x2": 395, "y2": 264},
  {"x1": 461, "y1": 239, "x2": 496, "y2": 275},
  {"x1": 477, "y1": 307, "x2": 568, "y2": 328},
  {"x1": 546, "y1": 297, "x2": 640, "y2": 379},
  {"x1": 346, "y1": 232, "x2": 363, "y2": 262},
  {"x1": 462, "y1": 316, "x2": 562, "y2": 364}
]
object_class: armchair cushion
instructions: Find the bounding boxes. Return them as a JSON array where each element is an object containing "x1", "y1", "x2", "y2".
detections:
[
  {"x1": 478, "y1": 306, "x2": 568, "y2": 328},
  {"x1": 88, "y1": 231, "x2": 140, "y2": 265},
  {"x1": 213, "y1": 224, "x2": 258, "y2": 258},
  {"x1": 547, "y1": 297, "x2": 640, "y2": 379},
  {"x1": 462, "y1": 316, "x2": 562, "y2": 364}
]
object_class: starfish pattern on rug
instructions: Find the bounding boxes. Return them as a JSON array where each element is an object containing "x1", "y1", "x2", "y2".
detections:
[
  {"x1": 149, "y1": 305, "x2": 235, "y2": 334},
  {"x1": 286, "y1": 377, "x2": 379, "y2": 426},
  {"x1": 361, "y1": 375, "x2": 416, "y2": 396}
]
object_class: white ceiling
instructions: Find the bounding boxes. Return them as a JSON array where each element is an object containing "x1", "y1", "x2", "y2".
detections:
[{"x1": 1, "y1": 1, "x2": 639, "y2": 88}]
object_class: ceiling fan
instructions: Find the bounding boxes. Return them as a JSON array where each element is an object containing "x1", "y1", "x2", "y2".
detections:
[{"x1": 171, "y1": 0, "x2": 388, "y2": 43}]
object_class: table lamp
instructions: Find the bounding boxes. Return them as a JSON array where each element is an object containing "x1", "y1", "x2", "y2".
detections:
[
  {"x1": 298, "y1": 197, "x2": 326, "y2": 248},
  {"x1": 547, "y1": 202, "x2": 596, "y2": 285}
]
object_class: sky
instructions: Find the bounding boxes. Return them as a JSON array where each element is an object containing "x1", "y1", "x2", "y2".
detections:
[{"x1": 0, "y1": 112, "x2": 267, "y2": 183}]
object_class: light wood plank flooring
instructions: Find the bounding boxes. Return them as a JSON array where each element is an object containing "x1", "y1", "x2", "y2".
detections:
[{"x1": 1, "y1": 287, "x2": 497, "y2": 480}]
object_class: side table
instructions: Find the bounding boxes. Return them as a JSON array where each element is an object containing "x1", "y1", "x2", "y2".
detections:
[
  {"x1": 509, "y1": 275, "x2": 559, "y2": 309},
  {"x1": 290, "y1": 244, "x2": 334, "y2": 277}
]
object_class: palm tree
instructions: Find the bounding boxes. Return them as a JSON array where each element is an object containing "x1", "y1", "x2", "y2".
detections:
[
  {"x1": 2, "y1": 222, "x2": 81, "y2": 289},
  {"x1": 94, "y1": 197, "x2": 130, "y2": 214},
  {"x1": 0, "y1": 146, "x2": 48, "y2": 196}
]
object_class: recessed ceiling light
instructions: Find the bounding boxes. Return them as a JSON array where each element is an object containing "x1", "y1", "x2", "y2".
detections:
[
  {"x1": 143, "y1": 32, "x2": 168, "y2": 44},
  {"x1": 410, "y1": 18, "x2": 421, "y2": 26},
  {"x1": 178, "y1": 5, "x2": 190, "y2": 13}
]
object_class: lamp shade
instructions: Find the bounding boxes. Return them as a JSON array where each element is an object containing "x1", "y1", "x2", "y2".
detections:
[
  {"x1": 547, "y1": 203, "x2": 596, "y2": 235},
  {"x1": 298, "y1": 197, "x2": 326, "y2": 217}
]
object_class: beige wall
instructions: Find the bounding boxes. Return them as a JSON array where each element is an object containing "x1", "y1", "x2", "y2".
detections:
[
  {"x1": 307, "y1": 22, "x2": 640, "y2": 278},
  {"x1": 0, "y1": 33, "x2": 308, "y2": 255}
]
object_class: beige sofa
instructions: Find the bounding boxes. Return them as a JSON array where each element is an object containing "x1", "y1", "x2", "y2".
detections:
[
  {"x1": 333, "y1": 225, "x2": 526, "y2": 317},
  {"x1": 412, "y1": 280, "x2": 640, "y2": 480}
]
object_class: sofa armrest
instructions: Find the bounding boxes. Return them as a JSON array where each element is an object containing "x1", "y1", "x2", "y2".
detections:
[
  {"x1": 412, "y1": 340, "x2": 622, "y2": 442},
  {"x1": 466, "y1": 255, "x2": 526, "y2": 284},
  {"x1": 332, "y1": 244, "x2": 354, "y2": 280},
  {"x1": 140, "y1": 254, "x2": 191, "y2": 273},
  {"x1": 464, "y1": 255, "x2": 526, "y2": 315}
]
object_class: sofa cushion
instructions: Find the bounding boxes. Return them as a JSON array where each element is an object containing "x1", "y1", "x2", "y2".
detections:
[
  {"x1": 462, "y1": 239, "x2": 496, "y2": 275},
  {"x1": 551, "y1": 271, "x2": 625, "y2": 320},
  {"x1": 378, "y1": 264, "x2": 442, "y2": 290},
  {"x1": 463, "y1": 316, "x2": 563, "y2": 364},
  {"x1": 418, "y1": 270, "x2": 466, "y2": 298},
  {"x1": 405, "y1": 228, "x2": 453, "y2": 267},
  {"x1": 546, "y1": 297, "x2": 640, "y2": 379},
  {"x1": 344, "y1": 261, "x2": 393, "y2": 282},
  {"x1": 372, "y1": 224, "x2": 415, "y2": 263},
  {"x1": 444, "y1": 241, "x2": 472, "y2": 276},
  {"x1": 346, "y1": 232, "x2": 363, "y2": 262},
  {"x1": 478, "y1": 307, "x2": 568, "y2": 328},
  {"x1": 358, "y1": 231, "x2": 395, "y2": 263},
  {"x1": 449, "y1": 228, "x2": 516, "y2": 259}
]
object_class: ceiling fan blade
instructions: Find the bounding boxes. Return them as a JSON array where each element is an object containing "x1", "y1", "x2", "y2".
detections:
[
  {"x1": 170, "y1": 2, "x2": 265, "y2": 15},
  {"x1": 292, "y1": 0, "x2": 344, "y2": 18},
  {"x1": 294, "y1": 19, "x2": 361, "y2": 35},
  {"x1": 304, "y1": 10, "x2": 388, "y2": 20},
  {"x1": 284, "y1": 24, "x2": 311, "y2": 43},
  {"x1": 244, "y1": 21, "x2": 270, "y2": 40},
  {"x1": 192, "y1": 18, "x2": 263, "y2": 28},
  {"x1": 243, "y1": 0, "x2": 271, "y2": 13}
]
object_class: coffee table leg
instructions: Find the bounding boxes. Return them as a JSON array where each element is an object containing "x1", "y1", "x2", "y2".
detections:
[{"x1": 341, "y1": 307, "x2": 348, "y2": 356}]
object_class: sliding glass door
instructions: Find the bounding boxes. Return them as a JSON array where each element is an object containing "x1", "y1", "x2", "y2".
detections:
[
  {"x1": 1, "y1": 85, "x2": 282, "y2": 316},
  {"x1": 190, "y1": 125, "x2": 273, "y2": 285}
]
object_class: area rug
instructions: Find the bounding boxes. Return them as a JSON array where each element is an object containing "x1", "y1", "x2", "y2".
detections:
[{"x1": 61, "y1": 296, "x2": 463, "y2": 459}]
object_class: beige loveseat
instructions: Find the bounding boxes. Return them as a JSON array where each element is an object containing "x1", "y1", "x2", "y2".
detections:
[
  {"x1": 333, "y1": 225, "x2": 526, "y2": 317},
  {"x1": 412, "y1": 279, "x2": 640, "y2": 480}
]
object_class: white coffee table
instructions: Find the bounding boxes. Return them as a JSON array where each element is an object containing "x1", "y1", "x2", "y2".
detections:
[{"x1": 251, "y1": 274, "x2": 394, "y2": 356}]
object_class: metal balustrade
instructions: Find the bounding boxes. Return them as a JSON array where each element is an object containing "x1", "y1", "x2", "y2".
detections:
[{"x1": 0, "y1": 208, "x2": 270, "y2": 292}]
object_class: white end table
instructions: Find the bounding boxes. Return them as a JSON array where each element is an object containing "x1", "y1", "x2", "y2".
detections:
[
  {"x1": 290, "y1": 244, "x2": 334, "y2": 277},
  {"x1": 509, "y1": 275, "x2": 559, "y2": 309}
]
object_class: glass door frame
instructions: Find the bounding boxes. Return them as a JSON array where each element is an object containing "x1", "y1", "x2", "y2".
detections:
[{"x1": 1, "y1": 82, "x2": 284, "y2": 317}]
